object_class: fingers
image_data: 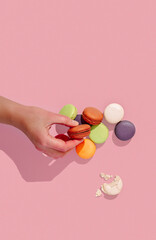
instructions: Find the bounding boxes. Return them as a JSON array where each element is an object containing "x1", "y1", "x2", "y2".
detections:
[
  {"x1": 45, "y1": 113, "x2": 83, "y2": 152},
  {"x1": 46, "y1": 134, "x2": 84, "y2": 152},
  {"x1": 41, "y1": 143, "x2": 74, "y2": 159},
  {"x1": 50, "y1": 114, "x2": 79, "y2": 127},
  {"x1": 42, "y1": 148, "x2": 66, "y2": 159},
  {"x1": 35, "y1": 133, "x2": 83, "y2": 158},
  {"x1": 36, "y1": 141, "x2": 67, "y2": 159},
  {"x1": 33, "y1": 112, "x2": 84, "y2": 158}
]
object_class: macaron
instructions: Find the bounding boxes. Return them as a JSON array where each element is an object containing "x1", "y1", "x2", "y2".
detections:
[
  {"x1": 67, "y1": 124, "x2": 91, "y2": 139},
  {"x1": 76, "y1": 139, "x2": 96, "y2": 159},
  {"x1": 115, "y1": 120, "x2": 136, "y2": 141},
  {"x1": 74, "y1": 114, "x2": 89, "y2": 125},
  {"x1": 89, "y1": 123, "x2": 109, "y2": 144},
  {"x1": 82, "y1": 107, "x2": 103, "y2": 125},
  {"x1": 59, "y1": 104, "x2": 77, "y2": 120},
  {"x1": 104, "y1": 103, "x2": 124, "y2": 124},
  {"x1": 55, "y1": 134, "x2": 70, "y2": 141}
]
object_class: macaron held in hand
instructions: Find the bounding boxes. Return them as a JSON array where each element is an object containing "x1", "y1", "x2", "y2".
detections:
[
  {"x1": 59, "y1": 104, "x2": 109, "y2": 159},
  {"x1": 67, "y1": 124, "x2": 91, "y2": 139}
]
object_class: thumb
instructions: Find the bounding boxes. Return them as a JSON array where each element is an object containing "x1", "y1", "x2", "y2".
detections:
[{"x1": 51, "y1": 113, "x2": 79, "y2": 127}]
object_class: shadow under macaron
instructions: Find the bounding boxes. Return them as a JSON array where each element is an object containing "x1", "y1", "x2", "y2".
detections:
[
  {"x1": 112, "y1": 131, "x2": 131, "y2": 147},
  {"x1": 55, "y1": 124, "x2": 69, "y2": 134},
  {"x1": 73, "y1": 148, "x2": 93, "y2": 164},
  {"x1": 85, "y1": 135, "x2": 106, "y2": 149},
  {"x1": 102, "y1": 117, "x2": 115, "y2": 131},
  {"x1": 104, "y1": 194, "x2": 118, "y2": 200},
  {"x1": 95, "y1": 141, "x2": 106, "y2": 149}
]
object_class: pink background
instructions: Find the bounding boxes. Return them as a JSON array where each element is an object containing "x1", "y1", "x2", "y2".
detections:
[{"x1": 0, "y1": 0, "x2": 156, "y2": 239}]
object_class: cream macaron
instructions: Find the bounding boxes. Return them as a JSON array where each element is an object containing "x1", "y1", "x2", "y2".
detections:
[{"x1": 104, "y1": 103, "x2": 124, "y2": 124}]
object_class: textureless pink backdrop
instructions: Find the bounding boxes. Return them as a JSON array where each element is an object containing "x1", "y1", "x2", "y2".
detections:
[{"x1": 0, "y1": 1, "x2": 156, "y2": 239}]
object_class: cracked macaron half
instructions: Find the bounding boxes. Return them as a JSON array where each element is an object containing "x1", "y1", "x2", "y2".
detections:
[
  {"x1": 82, "y1": 107, "x2": 103, "y2": 125},
  {"x1": 67, "y1": 124, "x2": 91, "y2": 139}
]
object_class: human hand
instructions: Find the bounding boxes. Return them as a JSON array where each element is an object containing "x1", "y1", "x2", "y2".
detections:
[
  {"x1": 0, "y1": 97, "x2": 83, "y2": 159},
  {"x1": 16, "y1": 106, "x2": 83, "y2": 159}
]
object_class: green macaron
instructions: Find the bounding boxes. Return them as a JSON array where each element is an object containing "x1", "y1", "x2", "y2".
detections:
[
  {"x1": 89, "y1": 123, "x2": 109, "y2": 144},
  {"x1": 59, "y1": 104, "x2": 77, "y2": 120}
]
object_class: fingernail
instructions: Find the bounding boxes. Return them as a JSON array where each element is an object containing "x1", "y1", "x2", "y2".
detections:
[{"x1": 72, "y1": 120, "x2": 79, "y2": 125}]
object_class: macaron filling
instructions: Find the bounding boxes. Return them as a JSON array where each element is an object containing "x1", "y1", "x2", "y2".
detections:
[
  {"x1": 69, "y1": 129, "x2": 91, "y2": 136},
  {"x1": 82, "y1": 114, "x2": 102, "y2": 125},
  {"x1": 68, "y1": 124, "x2": 91, "y2": 139}
]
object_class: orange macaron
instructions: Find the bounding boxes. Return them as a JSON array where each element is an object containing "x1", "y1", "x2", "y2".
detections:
[
  {"x1": 82, "y1": 107, "x2": 103, "y2": 125},
  {"x1": 76, "y1": 139, "x2": 96, "y2": 159}
]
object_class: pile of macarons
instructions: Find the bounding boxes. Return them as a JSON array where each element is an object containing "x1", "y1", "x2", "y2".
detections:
[{"x1": 59, "y1": 103, "x2": 136, "y2": 159}]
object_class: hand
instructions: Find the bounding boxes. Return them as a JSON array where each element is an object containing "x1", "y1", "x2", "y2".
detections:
[{"x1": 19, "y1": 106, "x2": 83, "y2": 159}]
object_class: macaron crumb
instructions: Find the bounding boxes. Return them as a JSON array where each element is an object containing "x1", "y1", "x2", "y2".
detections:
[
  {"x1": 96, "y1": 174, "x2": 123, "y2": 197},
  {"x1": 100, "y1": 173, "x2": 113, "y2": 180},
  {"x1": 95, "y1": 189, "x2": 102, "y2": 197}
]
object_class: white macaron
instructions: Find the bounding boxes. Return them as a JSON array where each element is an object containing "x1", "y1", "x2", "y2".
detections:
[{"x1": 104, "y1": 103, "x2": 124, "y2": 124}]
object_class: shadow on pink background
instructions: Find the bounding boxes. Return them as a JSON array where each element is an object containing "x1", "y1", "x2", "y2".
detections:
[
  {"x1": 0, "y1": 120, "x2": 129, "y2": 182},
  {"x1": 0, "y1": 124, "x2": 88, "y2": 182}
]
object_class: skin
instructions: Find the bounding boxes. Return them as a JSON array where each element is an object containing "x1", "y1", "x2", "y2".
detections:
[{"x1": 0, "y1": 96, "x2": 83, "y2": 159}]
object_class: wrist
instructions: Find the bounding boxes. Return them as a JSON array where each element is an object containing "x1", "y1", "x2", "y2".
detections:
[
  {"x1": 9, "y1": 103, "x2": 28, "y2": 130},
  {"x1": 0, "y1": 96, "x2": 28, "y2": 130}
]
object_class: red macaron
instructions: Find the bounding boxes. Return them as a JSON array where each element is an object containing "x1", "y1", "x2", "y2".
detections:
[{"x1": 55, "y1": 134, "x2": 70, "y2": 141}]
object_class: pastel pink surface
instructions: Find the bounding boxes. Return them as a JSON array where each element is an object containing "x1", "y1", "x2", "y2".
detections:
[{"x1": 0, "y1": 1, "x2": 156, "y2": 240}]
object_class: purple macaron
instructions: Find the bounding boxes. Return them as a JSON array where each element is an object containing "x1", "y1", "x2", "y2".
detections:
[
  {"x1": 115, "y1": 120, "x2": 136, "y2": 141},
  {"x1": 74, "y1": 114, "x2": 90, "y2": 125}
]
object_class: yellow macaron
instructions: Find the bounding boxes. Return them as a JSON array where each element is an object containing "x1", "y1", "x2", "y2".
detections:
[{"x1": 76, "y1": 139, "x2": 96, "y2": 159}]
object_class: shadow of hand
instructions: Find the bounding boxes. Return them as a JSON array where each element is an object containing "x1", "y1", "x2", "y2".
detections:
[{"x1": 0, "y1": 124, "x2": 88, "y2": 182}]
